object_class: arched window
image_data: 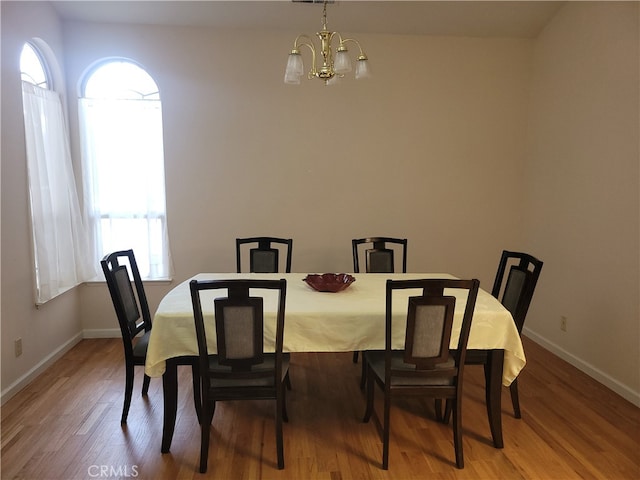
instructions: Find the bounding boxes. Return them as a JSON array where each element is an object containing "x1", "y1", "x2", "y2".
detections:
[
  {"x1": 21, "y1": 42, "x2": 49, "y2": 88},
  {"x1": 21, "y1": 41, "x2": 93, "y2": 304},
  {"x1": 79, "y1": 60, "x2": 170, "y2": 279}
]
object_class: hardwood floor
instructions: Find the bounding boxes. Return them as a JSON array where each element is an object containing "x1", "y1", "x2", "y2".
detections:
[{"x1": 1, "y1": 337, "x2": 638, "y2": 479}]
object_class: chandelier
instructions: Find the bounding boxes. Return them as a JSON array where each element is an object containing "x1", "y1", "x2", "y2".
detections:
[{"x1": 284, "y1": 0, "x2": 370, "y2": 85}]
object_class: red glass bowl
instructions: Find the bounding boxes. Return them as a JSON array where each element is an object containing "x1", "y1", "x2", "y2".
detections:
[{"x1": 303, "y1": 273, "x2": 356, "y2": 293}]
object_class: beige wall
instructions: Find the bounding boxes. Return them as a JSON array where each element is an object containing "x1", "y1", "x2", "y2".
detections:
[
  {"x1": 1, "y1": 1, "x2": 638, "y2": 406},
  {"x1": 522, "y1": 1, "x2": 639, "y2": 402},
  {"x1": 1, "y1": 1, "x2": 83, "y2": 402},
  {"x1": 65, "y1": 24, "x2": 530, "y2": 331}
]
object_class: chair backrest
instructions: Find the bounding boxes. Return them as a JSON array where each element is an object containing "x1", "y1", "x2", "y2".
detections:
[
  {"x1": 236, "y1": 237, "x2": 293, "y2": 273},
  {"x1": 189, "y1": 278, "x2": 287, "y2": 387},
  {"x1": 352, "y1": 237, "x2": 408, "y2": 273},
  {"x1": 491, "y1": 251, "x2": 543, "y2": 333},
  {"x1": 386, "y1": 278, "x2": 479, "y2": 381},
  {"x1": 101, "y1": 250, "x2": 151, "y2": 350}
]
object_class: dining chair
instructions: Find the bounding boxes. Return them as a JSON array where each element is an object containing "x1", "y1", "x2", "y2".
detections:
[
  {"x1": 454, "y1": 250, "x2": 543, "y2": 423},
  {"x1": 352, "y1": 237, "x2": 408, "y2": 384},
  {"x1": 189, "y1": 278, "x2": 290, "y2": 473},
  {"x1": 486, "y1": 250, "x2": 544, "y2": 418},
  {"x1": 101, "y1": 249, "x2": 201, "y2": 424},
  {"x1": 236, "y1": 237, "x2": 293, "y2": 273},
  {"x1": 352, "y1": 237, "x2": 408, "y2": 274},
  {"x1": 362, "y1": 278, "x2": 479, "y2": 469}
]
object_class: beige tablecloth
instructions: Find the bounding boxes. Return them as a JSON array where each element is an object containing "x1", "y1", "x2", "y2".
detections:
[{"x1": 145, "y1": 273, "x2": 526, "y2": 385}]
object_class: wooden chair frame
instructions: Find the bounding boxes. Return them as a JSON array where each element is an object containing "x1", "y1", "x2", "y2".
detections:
[
  {"x1": 189, "y1": 278, "x2": 289, "y2": 473},
  {"x1": 101, "y1": 249, "x2": 200, "y2": 424},
  {"x1": 236, "y1": 237, "x2": 293, "y2": 273},
  {"x1": 352, "y1": 237, "x2": 408, "y2": 376},
  {"x1": 362, "y1": 278, "x2": 479, "y2": 469},
  {"x1": 352, "y1": 237, "x2": 408, "y2": 274},
  {"x1": 490, "y1": 250, "x2": 543, "y2": 417}
]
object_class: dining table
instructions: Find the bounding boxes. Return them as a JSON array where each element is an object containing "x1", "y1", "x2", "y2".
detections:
[{"x1": 145, "y1": 272, "x2": 526, "y2": 453}]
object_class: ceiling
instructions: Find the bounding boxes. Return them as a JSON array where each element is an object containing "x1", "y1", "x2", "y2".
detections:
[{"x1": 51, "y1": 1, "x2": 565, "y2": 38}]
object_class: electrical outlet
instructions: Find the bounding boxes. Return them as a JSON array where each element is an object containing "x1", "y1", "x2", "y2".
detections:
[
  {"x1": 560, "y1": 316, "x2": 567, "y2": 332},
  {"x1": 15, "y1": 338, "x2": 23, "y2": 357}
]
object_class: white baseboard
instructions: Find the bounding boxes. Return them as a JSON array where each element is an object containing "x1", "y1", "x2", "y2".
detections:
[
  {"x1": 523, "y1": 327, "x2": 640, "y2": 407},
  {"x1": 1, "y1": 329, "x2": 120, "y2": 405},
  {"x1": 82, "y1": 328, "x2": 120, "y2": 338},
  {"x1": 0, "y1": 332, "x2": 83, "y2": 406},
  {"x1": 5, "y1": 327, "x2": 637, "y2": 408}
]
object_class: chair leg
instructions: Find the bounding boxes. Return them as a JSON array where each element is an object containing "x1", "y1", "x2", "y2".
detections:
[
  {"x1": 352, "y1": 351, "x2": 359, "y2": 363},
  {"x1": 282, "y1": 382, "x2": 289, "y2": 423},
  {"x1": 285, "y1": 371, "x2": 292, "y2": 391},
  {"x1": 434, "y1": 399, "x2": 443, "y2": 422},
  {"x1": 510, "y1": 377, "x2": 522, "y2": 419},
  {"x1": 276, "y1": 389, "x2": 285, "y2": 469},
  {"x1": 382, "y1": 389, "x2": 391, "y2": 470},
  {"x1": 199, "y1": 419, "x2": 211, "y2": 473},
  {"x1": 443, "y1": 399, "x2": 453, "y2": 424},
  {"x1": 141, "y1": 374, "x2": 151, "y2": 396},
  {"x1": 121, "y1": 363, "x2": 134, "y2": 424},
  {"x1": 452, "y1": 397, "x2": 464, "y2": 469},
  {"x1": 362, "y1": 366, "x2": 374, "y2": 423},
  {"x1": 191, "y1": 363, "x2": 202, "y2": 424},
  {"x1": 199, "y1": 402, "x2": 215, "y2": 473},
  {"x1": 359, "y1": 354, "x2": 367, "y2": 390}
]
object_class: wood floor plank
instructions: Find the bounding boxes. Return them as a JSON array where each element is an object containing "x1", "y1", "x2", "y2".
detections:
[{"x1": 1, "y1": 337, "x2": 639, "y2": 479}]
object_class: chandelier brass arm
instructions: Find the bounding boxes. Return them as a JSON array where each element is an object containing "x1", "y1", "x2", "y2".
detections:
[
  {"x1": 289, "y1": 35, "x2": 319, "y2": 79},
  {"x1": 337, "y1": 36, "x2": 369, "y2": 63}
]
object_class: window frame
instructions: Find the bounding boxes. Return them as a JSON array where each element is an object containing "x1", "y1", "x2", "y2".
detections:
[
  {"x1": 79, "y1": 58, "x2": 172, "y2": 280},
  {"x1": 20, "y1": 40, "x2": 94, "y2": 304}
]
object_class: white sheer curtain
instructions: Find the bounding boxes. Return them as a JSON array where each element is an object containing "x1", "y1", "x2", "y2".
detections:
[
  {"x1": 79, "y1": 97, "x2": 172, "y2": 279},
  {"x1": 21, "y1": 82, "x2": 95, "y2": 304}
]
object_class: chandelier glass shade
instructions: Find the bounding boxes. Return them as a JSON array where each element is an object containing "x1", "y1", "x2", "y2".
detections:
[{"x1": 284, "y1": 1, "x2": 370, "y2": 85}]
